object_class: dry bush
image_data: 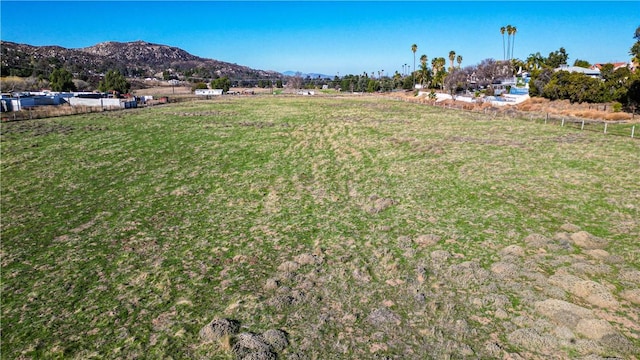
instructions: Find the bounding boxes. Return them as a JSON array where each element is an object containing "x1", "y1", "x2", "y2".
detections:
[
  {"x1": 604, "y1": 112, "x2": 632, "y2": 121},
  {"x1": 518, "y1": 103, "x2": 532, "y2": 111}
]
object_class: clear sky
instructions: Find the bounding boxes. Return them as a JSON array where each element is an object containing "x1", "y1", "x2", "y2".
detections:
[{"x1": 1, "y1": 1, "x2": 638, "y2": 76}]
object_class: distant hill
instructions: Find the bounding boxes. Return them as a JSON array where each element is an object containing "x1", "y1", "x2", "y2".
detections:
[
  {"x1": 0, "y1": 40, "x2": 281, "y2": 82},
  {"x1": 282, "y1": 71, "x2": 335, "y2": 79}
]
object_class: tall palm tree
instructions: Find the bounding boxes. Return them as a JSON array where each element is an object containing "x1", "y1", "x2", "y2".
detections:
[
  {"x1": 448, "y1": 50, "x2": 456, "y2": 71},
  {"x1": 419, "y1": 54, "x2": 428, "y2": 87},
  {"x1": 411, "y1": 44, "x2": 418, "y2": 86},
  {"x1": 456, "y1": 54, "x2": 463, "y2": 69},
  {"x1": 510, "y1": 26, "x2": 517, "y2": 60},
  {"x1": 500, "y1": 26, "x2": 506, "y2": 61},
  {"x1": 506, "y1": 25, "x2": 513, "y2": 60}
]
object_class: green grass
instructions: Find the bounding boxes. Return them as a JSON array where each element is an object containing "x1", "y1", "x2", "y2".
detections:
[{"x1": 2, "y1": 96, "x2": 639, "y2": 359}]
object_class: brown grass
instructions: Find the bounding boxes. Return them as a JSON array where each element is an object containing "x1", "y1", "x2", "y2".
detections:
[{"x1": 515, "y1": 98, "x2": 634, "y2": 121}]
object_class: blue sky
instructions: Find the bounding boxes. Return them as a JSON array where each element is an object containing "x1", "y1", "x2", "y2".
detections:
[{"x1": 1, "y1": 1, "x2": 638, "y2": 76}]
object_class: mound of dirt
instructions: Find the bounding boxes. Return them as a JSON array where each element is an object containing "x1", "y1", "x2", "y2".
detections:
[
  {"x1": 232, "y1": 332, "x2": 275, "y2": 360},
  {"x1": 199, "y1": 318, "x2": 241, "y2": 342},
  {"x1": 534, "y1": 299, "x2": 594, "y2": 328},
  {"x1": 260, "y1": 329, "x2": 289, "y2": 352},
  {"x1": 414, "y1": 234, "x2": 441, "y2": 247},
  {"x1": 570, "y1": 231, "x2": 609, "y2": 250},
  {"x1": 548, "y1": 273, "x2": 619, "y2": 309}
]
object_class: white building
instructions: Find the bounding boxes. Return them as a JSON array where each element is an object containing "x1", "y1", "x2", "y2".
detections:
[
  {"x1": 555, "y1": 65, "x2": 601, "y2": 78},
  {"x1": 195, "y1": 89, "x2": 223, "y2": 96}
]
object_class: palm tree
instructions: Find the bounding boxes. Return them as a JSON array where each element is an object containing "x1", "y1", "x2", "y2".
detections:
[
  {"x1": 418, "y1": 62, "x2": 430, "y2": 88},
  {"x1": 432, "y1": 57, "x2": 446, "y2": 89},
  {"x1": 448, "y1": 50, "x2": 456, "y2": 71},
  {"x1": 411, "y1": 44, "x2": 418, "y2": 86},
  {"x1": 456, "y1": 54, "x2": 463, "y2": 69},
  {"x1": 419, "y1": 54, "x2": 428, "y2": 87},
  {"x1": 526, "y1": 52, "x2": 545, "y2": 71},
  {"x1": 510, "y1": 26, "x2": 517, "y2": 60},
  {"x1": 500, "y1": 26, "x2": 506, "y2": 61},
  {"x1": 506, "y1": 25, "x2": 513, "y2": 60}
]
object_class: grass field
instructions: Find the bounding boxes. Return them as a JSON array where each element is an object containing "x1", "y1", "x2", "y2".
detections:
[{"x1": 1, "y1": 96, "x2": 639, "y2": 359}]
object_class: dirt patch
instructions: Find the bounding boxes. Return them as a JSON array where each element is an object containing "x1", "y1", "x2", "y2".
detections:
[
  {"x1": 548, "y1": 273, "x2": 619, "y2": 309},
  {"x1": 367, "y1": 307, "x2": 401, "y2": 327},
  {"x1": 570, "y1": 231, "x2": 609, "y2": 250},
  {"x1": 534, "y1": 299, "x2": 594, "y2": 328},
  {"x1": 200, "y1": 318, "x2": 241, "y2": 343},
  {"x1": 364, "y1": 194, "x2": 398, "y2": 214},
  {"x1": 413, "y1": 234, "x2": 441, "y2": 247}
]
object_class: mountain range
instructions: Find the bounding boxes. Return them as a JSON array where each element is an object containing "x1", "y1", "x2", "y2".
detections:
[
  {"x1": 282, "y1": 71, "x2": 335, "y2": 79},
  {"x1": 0, "y1": 40, "x2": 281, "y2": 81}
]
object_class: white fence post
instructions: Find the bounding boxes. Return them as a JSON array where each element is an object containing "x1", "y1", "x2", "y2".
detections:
[
  {"x1": 604, "y1": 122, "x2": 608, "y2": 134},
  {"x1": 561, "y1": 118, "x2": 565, "y2": 127},
  {"x1": 581, "y1": 120, "x2": 585, "y2": 130},
  {"x1": 632, "y1": 125, "x2": 635, "y2": 138}
]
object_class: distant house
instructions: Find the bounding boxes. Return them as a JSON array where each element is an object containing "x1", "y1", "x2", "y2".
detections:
[
  {"x1": 555, "y1": 65, "x2": 601, "y2": 78},
  {"x1": 195, "y1": 89, "x2": 223, "y2": 96},
  {"x1": 590, "y1": 62, "x2": 629, "y2": 71}
]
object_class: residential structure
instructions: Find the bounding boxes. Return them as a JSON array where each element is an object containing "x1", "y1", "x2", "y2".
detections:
[
  {"x1": 555, "y1": 65, "x2": 601, "y2": 78},
  {"x1": 590, "y1": 62, "x2": 629, "y2": 71}
]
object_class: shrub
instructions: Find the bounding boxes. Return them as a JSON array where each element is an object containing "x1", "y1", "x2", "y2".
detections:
[{"x1": 611, "y1": 102, "x2": 622, "y2": 112}]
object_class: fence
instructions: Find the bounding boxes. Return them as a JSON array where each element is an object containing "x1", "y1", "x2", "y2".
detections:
[
  {"x1": 3, "y1": 95, "x2": 638, "y2": 139},
  {"x1": 0, "y1": 95, "x2": 200, "y2": 122},
  {"x1": 394, "y1": 97, "x2": 639, "y2": 140}
]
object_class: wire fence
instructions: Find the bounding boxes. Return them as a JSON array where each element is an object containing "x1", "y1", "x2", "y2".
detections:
[
  {"x1": 2, "y1": 94, "x2": 639, "y2": 140},
  {"x1": 0, "y1": 96, "x2": 197, "y2": 122},
  {"x1": 397, "y1": 97, "x2": 639, "y2": 140}
]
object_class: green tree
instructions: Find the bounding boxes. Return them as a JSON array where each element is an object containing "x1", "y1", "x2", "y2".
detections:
[
  {"x1": 49, "y1": 68, "x2": 76, "y2": 92},
  {"x1": 98, "y1": 70, "x2": 131, "y2": 94},
  {"x1": 573, "y1": 59, "x2": 591, "y2": 68},
  {"x1": 631, "y1": 25, "x2": 640, "y2": 70},
  {"x1": 526, "y1": 52, "x2": 546, "y2": 71},
  {"x1": 626, "y1": 79, "x2": 640, "y2": 113},
  {"x1": 431, "y1": 57, "x2": 447, "y2": 89},
  {"x1": 542, "y1": 71, "x2": 603, "y2": 103},
  {"x1": 546, "y1": 47, "x2": 569, "y2": 68},
  {"x1": 456, "y1": 54, "x2": 463, "y2": 69},
  {"x1": 419, "y1": 54, "x2": 429, "y2": 87},
  {"x1": 402, "y1": 76, "x2": 413, "y2": 90},
  {"x1": 527, "y1": 68, "x2": 552, "y2": 97},
  {"x1": 210, "y1": 77, "x2": 231, "y2": 92},
  {"x1": 602, "y1": 67, "x2": 635, "y2": 103},
  {"x1": 366, "y1": 79, "x2": 379, "y2": 93},
  {"x1": 191, "y1": 82, "x2": 208, "y2": 92},
  {"x1": 417, "y1": 62, "x2": 431, "y2": 88}
]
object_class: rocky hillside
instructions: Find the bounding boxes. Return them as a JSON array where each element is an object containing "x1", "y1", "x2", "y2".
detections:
[{"x1": 0, "y1": 40, "x2": 280, "y2": 81}]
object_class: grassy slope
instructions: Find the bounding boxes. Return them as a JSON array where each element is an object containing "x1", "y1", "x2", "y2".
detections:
[{"x1": 1, "y1": 96, "x2": 639, "y2": 359}]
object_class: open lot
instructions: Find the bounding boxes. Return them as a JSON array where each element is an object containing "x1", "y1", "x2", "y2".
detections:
[{"x1": 1, "y1": 96, "x2": 639, "y2": 359}]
